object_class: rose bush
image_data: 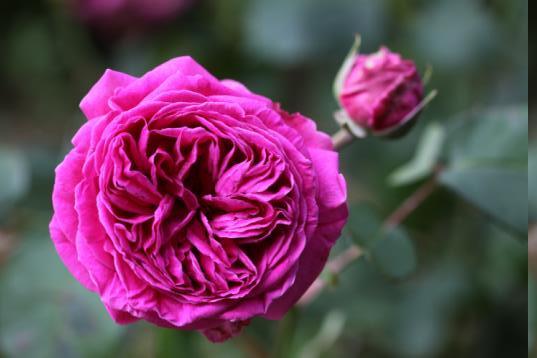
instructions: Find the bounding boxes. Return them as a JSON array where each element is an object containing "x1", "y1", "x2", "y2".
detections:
[
  {"x1": 50, "y1": 57, "x2": 348, "y2": 342},
  {"x1": 339, "y1": 47, "x2": 424, "y2": 134}
]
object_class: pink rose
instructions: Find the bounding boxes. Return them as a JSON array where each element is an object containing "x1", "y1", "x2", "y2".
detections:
[
  {"x1": 339, "y1": 47, "x2": 424, "y2": 134},
  {"x1": 73, "y1": 0, "x2": 191, "y2": 31},
  {"x1": 50, "y1": 57, "x2": 348, "y2": 342}
]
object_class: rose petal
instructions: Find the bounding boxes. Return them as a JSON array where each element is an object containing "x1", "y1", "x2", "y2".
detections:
[
  {"x1": 111, "y1": 56, "x2": 216, "y2": 111},
  {"x1": 80, "y1": 69, "x2": 136, "y2": 120}
]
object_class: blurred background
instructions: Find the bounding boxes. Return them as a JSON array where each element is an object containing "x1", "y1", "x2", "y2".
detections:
[{"x1": 0, "y1": 0, "x2": 529, "y2": 357}]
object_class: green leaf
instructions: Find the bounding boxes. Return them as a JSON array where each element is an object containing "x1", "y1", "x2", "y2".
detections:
[
  {"x1": 370, "y1": 228, "x2": 417, "y2": 279},
  {"x1": 440, "y1": 105, "x2": 528, "y2": 234},
  {"x1": 0, "y1": 234, "x2": 122, "y2": 358},
  {"x1": 440, "y1": 167, "x2": 527, "y2": 234},
  {"x1": 388, "y1": 121, "x2": 445, "y2": 186},
  {"x1": 446, "y1": 106, "x2": 527, "y2": 166},
  {"x1": 346, "y1": 202, "x2": 382, "y2": 249}
]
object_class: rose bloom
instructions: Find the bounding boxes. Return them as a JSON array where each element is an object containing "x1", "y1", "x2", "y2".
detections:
[
  {"x1": 50, "y1": 57, "x2": 348, "y2": 342},
  {"x1": 339, "y1": 47, "x2": 424, "y2": 134}
]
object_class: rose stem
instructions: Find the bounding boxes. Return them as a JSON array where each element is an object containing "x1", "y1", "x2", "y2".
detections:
[
  {"x1": 298, "y1": 176, "x2": 438, "y2": 306},
  {"x1": 383, "y1": 176, "x2": 438, "y2": 230},
  {"x1": 331, "y1": 126, "x2": 355, "y2": 150}
]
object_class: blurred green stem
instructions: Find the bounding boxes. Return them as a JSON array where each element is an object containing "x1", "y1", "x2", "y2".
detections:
[
  {"x1": 272, "y1": 309, "x2": 299, "y2": 358},
  {"x1": 236, "y1": 332, "x2": 270, "y2": 358}
]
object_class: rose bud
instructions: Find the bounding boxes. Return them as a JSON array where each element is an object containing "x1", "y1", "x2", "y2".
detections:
[
  {"x1": 335, "y1": 42, "x2": 429, "y2": 138},
  {"x1": 50, "y1": 57, "x2": 348, "y2": 342}
]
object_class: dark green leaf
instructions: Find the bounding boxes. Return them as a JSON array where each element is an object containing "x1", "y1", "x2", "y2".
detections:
[
  {"x1": 370, "y1": 228, "x2": 417, "y2": 279},
  {"x1": 446, "y1": 106, "x2": 527, "y2": 167},
  {"x1": 440, "y1": 167, "x2": 527, "y2": 234},
  {"x1": 346, "y1": 203, "x2": 383, "y2": 248}
]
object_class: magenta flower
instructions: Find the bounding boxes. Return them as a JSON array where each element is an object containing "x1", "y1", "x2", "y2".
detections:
[
  {"x1": 339, "y1": 47, "x2": 424, "y2": 134},
  {"x1": 50, "y1": 57, "x2": 348, "y2": 342}
]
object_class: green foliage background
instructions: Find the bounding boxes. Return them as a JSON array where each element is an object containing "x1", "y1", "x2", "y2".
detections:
[{"x1": 0, "y1": 0, "x2": 529, "y2": 357}]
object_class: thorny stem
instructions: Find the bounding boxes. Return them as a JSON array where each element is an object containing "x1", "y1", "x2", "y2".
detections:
[{"x1": 299, "y1": 175, "x2": 438, "y2": 306}]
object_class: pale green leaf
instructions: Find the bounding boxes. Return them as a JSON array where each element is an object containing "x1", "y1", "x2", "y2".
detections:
[{"x1": 389, "y1": 122, "x2": 445, "y2": 186}]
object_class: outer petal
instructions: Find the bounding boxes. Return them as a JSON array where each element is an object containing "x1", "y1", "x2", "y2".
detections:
[
  {"x1": 50, "y1": 150, "x2": 96, "y2": 291},
  {"x1": 80, "y1": 69, "x2": 136, "y2": 120},
  {"x1": 202, "y1": 320, "x2": 250, "y2": 343},
  {"x1": 264, "y1": 149, "x2": 347, "y2": 319},
  {"x1": 221, "y1": 79, "x2": 273, "y2": 105},
  {"x1": 74, "y1": 178, "x2": 116, "y2": 294},
  {"x1": 50, "y1": 215, "x2": 96, "y2": 292},
  {"x1": 110, "y1": 56, "x2": 216, "y2": 111},
  {"x1": 105, "y1": 305, "x2": 139, "y2": 324},
  {"x1": 282, "y1": 112, "x2": 333, "y2": 151},
  {"x1": 308, "y1": 149, "x2": 348, "y2": 219}
]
